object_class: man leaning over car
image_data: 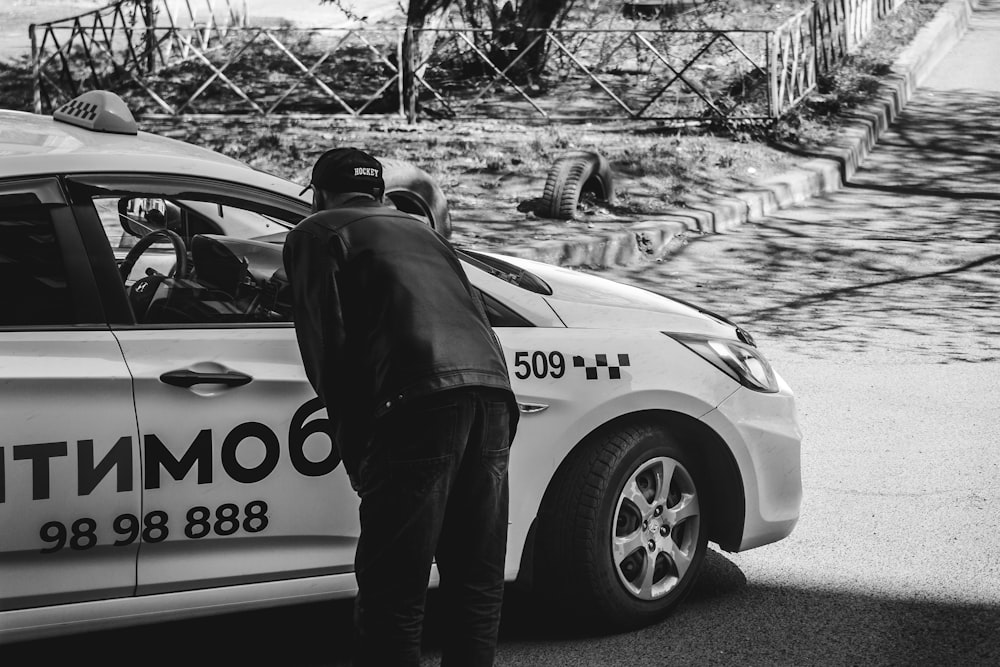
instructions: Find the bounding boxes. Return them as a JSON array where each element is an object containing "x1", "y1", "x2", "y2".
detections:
[{"x1": 282, "y1": 147, "x2": 518, "y2": 667}]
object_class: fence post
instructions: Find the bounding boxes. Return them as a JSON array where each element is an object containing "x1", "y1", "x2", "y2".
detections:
[
  {"x1": 30, "y1": 24, "x2": 41, "y2": 114},
  {"x1": 145, "y1": 0, "x2": 156, "y2": 73},
  {"x1": 767, "y1": 29, "x2": 779, "y2": 119},
  {"x1": 397, "y1": 28, "x2": 405, "y2": 119},
  {"x1": 404, "y1": 25, "x2": 417, "y2": 123},
  {"x1": 846, "y1": 0, "x2": 856, "y2": 52}
]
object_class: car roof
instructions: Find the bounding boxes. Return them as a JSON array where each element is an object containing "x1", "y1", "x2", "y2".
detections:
[{"x1": 0, "y1": 108, "x2": 303, "y2": 199}]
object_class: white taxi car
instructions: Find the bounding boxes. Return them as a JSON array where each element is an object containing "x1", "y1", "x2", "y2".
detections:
[{"x1": 0, "y1": 92, "x2": 801, "y2": 643}]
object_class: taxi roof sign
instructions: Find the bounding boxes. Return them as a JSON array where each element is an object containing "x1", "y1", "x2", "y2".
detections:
[{"x1": 53, "y1": 90, "x2": 138, "y2": 135}]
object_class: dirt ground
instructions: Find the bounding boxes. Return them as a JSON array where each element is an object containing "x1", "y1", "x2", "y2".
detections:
[
  {"x1": 140, "y1": 114, "x2": 795, "y2": 252},
  {"x1": 0, "y1": 0, "x2": 799, "y2": 240},
  {"x1": 2, "y1": 0, "x2": 946, "y2": 251}
]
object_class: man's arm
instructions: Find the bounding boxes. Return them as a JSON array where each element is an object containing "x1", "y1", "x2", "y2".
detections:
[{"x1": 283, "y1": 227, "x2": 347, "y2": 407}]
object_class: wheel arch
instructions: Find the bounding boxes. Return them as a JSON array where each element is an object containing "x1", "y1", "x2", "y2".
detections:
[{"x1": 518, "y1": 408, "x2": 745, "y2": 588}]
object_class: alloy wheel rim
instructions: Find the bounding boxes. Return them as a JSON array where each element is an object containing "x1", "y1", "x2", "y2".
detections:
[{"x1": 611, "y1": 455, "x2": 700, "y2": 600}]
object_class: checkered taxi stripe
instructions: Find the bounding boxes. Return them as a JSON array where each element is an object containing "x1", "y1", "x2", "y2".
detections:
[
  {"x1": 55, "y1": 100, "x2": 99, "y2": 121},
  {"x1": 573, "y1": 353, "x2": 631, "y2": 380}
]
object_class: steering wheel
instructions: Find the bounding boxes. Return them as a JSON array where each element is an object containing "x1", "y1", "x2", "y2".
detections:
[{"x1": 119, "y1": 228, "x2": 188, "y2": 281}]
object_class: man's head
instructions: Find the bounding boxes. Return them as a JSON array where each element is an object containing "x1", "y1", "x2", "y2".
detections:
[{"x1": 304, "y1": 147, "x2": 385, "y2": 211}]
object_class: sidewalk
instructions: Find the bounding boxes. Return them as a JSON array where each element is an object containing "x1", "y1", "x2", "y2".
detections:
[{"x1": 479, "y1": 0, "x2": 977, "y2": 267}]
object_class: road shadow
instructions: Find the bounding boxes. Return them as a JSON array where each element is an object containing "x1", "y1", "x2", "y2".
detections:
[
  {"x1": 4, "y1": 547, "x2": 996, "y2": 665},
  {"x1": 488, "y1": 548, "x2": 1000, "y2": 666},
  {"x1": 847, "y1": 90, "x2": 1000, "y2": 199},
  {"x1": 489, "y1": 547, "x2": 748, "y2": 641}
]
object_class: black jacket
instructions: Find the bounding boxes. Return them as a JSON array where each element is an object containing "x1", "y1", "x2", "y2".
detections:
[{"x1": 283, "y1": 198, "x2": 517, "y2": 469}]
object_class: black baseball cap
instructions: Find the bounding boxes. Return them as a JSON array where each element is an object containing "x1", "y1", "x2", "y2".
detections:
[{"x1": 300, "y1": 147, "x2": 385, "y2": 197}]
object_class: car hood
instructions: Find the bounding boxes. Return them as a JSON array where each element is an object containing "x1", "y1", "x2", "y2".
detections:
[{"x1": 493, "y1": 254, "x2": 741, "y2": 339}]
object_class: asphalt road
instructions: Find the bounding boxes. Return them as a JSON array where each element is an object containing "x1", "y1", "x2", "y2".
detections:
[
  {"x1": 496, "y1": 5, "x2": 1000, "y2": 663},
  {"x1": 576, "y1": 2, "x2": 1000, "y2": 664},
  {"x1": 3, "y1": 2, "x2": 998, "y2": 665}
]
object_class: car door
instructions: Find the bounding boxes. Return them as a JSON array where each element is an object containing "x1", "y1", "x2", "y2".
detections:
[
  {"x1": 0, "y1": 178, "x2": 141, "y2": 611},
  {"x1": 68, "y1": 175, "x2": 359, "y2": 596}
]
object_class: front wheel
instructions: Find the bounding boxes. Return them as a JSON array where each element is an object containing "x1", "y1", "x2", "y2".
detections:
[{"x1": 535, "y1": 422, "x2": 708, "y2": 629}]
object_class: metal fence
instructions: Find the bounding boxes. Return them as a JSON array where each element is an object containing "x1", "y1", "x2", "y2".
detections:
[
  {"x1": 412, "y1": 26, "x2": 781, "y2": 122},
  {"x1": 29, "y1": 0, "x2": 248, "y2": 114},
  {"x1": 812, "y1": 0, "x2": 907, "y2": 71},
  {"x1": 29, "y1": 0, "x2": 907, "y2": 123}
]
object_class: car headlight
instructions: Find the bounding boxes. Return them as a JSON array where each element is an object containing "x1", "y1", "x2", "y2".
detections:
[{"x1": 665, "y1": 332, "x2": 779, "y2": 393}]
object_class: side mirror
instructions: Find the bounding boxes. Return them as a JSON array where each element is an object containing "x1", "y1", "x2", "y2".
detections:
[
  {"x1": 118, "y1": 197, "x2": 160, "y2": 237},
  {"x1": 117, "y1": 197, "x2": 184, "y2": 237}
]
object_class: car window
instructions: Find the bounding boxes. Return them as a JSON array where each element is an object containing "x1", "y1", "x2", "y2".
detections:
[
  {"x1": 94, "y1": 196, "x2": 227, "y2": 252},
  {"x1": 458, "y1": 249, "x2": 552, "y2": 295},
  {"x1": 0, "y1": 197, "x2": 75, "y2": 326},
  {"x1": 478, "y1": 289, "x2": 533, "y2": 327},
  {"x1": 86, "y1": 194, "x2": 294, "y2": 327}
]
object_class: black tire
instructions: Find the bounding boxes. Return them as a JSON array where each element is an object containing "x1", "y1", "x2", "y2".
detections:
[
  {"x1": 539, "y1": 151, "x2": 615, "y2": 220},
  {"x1": 380, "y1": 158, "x2": 453, "y2": 239},
  {"x1": 534, "y1": 421, "x2": 708, "y2": 630}
]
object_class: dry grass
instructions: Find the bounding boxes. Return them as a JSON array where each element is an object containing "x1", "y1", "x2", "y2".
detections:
[
  {"x1": 148, "y1": 0, "x2": 948, "y2": 219},
  {"x1": 3, "y1": 0, "x2": 948, "y2": 221},
  {"x1": 143, "y1": 113, "x2": 793, "y2": 221}
]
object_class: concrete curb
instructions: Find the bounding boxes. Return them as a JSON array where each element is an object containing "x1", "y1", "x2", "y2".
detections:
[{"x1": 497, "y1": 0, "x2": 974, "y2": 267}]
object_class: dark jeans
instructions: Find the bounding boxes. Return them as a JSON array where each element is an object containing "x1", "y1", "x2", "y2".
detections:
[{"x1": 352, "y1": 387, "x2": 513, "y2": 667}]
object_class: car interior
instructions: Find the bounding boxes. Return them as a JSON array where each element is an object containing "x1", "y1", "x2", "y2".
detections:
[
  {"x1": 103, "y1": 195, "x2": 540, "y2": 328},
  {"x1": 110, "y1": 197, "x2": 295, "y2": 325}
]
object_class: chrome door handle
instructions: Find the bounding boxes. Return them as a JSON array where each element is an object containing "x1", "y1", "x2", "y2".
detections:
[{"x1": 159, "y1": 369, "x2": 253, "y2": 388}]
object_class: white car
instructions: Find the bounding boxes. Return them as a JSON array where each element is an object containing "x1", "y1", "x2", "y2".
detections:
[{"x1": 0, "y1": 91, "x2": 801, "y2": 643}]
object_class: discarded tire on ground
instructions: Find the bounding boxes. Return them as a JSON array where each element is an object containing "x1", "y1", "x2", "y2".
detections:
[
  {"x1": 381, "y1": 158, "x2": 453, "y2": 239},
  {"x1": 539, "y1": 151, "x2": 615, "y2": 220}
]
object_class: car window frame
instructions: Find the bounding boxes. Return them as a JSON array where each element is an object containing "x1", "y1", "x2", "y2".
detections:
[
  {"x1": 66, "y1": 174, "x2": 309, "y2": 223},
  {"x1": 65, "y1": 174, "x2": 309, "y2": 329},
  {"x1": 0, "y1": 177, "x2": 107, "y2": 329}
]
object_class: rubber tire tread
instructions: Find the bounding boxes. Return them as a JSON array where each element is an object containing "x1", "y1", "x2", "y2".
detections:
[
  {"x1": 533, "y1": 421, "x2": 706, "y2": 630},
  {"x1": 380, "y1": 157, "x2": 453, "y2": 239},
  {"x1": 539, "y1": 151, "x2": 614, "y2": 220}
]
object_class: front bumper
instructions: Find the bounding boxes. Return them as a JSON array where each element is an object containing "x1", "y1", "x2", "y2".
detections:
[{"x1": 701, "y1": 370, "x2": 803, "y2": 551}]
